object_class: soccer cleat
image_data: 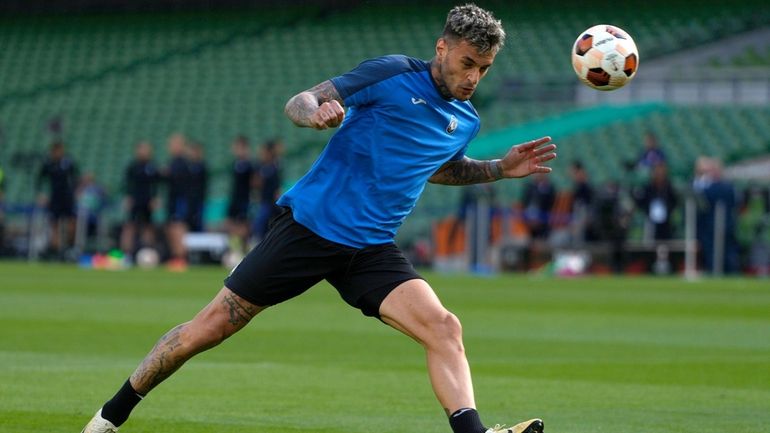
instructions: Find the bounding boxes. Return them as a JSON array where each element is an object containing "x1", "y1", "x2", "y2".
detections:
[
  {"x1": 486, "y1": 418, "x2": 544, "y2": 433},
  {"x1": 81, "y1": 409, "x2": 119, "y2": 433}
]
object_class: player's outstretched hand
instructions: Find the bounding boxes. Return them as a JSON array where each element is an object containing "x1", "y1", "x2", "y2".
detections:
[
  {"x1": 500, "y1": 136, "x2": 557, "y2": 178},
  {"x1": 309, "y1": 100, "x2": 345, "y2": 130}
]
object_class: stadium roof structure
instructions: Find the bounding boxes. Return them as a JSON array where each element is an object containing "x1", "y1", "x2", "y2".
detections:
[
  {"x1": 0, "y1": 0, "x2": 360, "y2": 15},
  {"x1": 467, "y1": 102, "x2": 669, "y2": 159}
]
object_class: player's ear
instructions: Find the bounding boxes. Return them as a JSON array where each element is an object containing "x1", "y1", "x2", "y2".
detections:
[{"x1": 436, "y1": 38, "x2": 447, "y2": 61}]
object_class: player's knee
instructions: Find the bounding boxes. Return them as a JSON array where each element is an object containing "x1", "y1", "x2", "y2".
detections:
[
  {"x1": 424, "y1": 311, "x2": 463, "y2": 350},
  {"x1": 184, "y1": 320, "x2": 228, "y2": 349},
  {"x1": 185, "y1": 309, "x2": 238, "y2": 349}
]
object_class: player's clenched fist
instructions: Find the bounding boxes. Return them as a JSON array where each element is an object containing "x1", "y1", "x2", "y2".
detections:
[{"x1": 310, "y1": 100, "x2": 345, "y2": 130}]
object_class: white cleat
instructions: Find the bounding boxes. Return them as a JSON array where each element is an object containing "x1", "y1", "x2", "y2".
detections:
[
  {"x1": 486, "y1": 418, "x2": 544, "y2": 433},
  {"x1": 81, "y1": 409, "x2": 119, "y2": 433}
]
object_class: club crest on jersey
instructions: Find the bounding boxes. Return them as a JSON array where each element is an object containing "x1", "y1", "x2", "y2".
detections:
[{"x1": 446, "y1": 115, "x2": 458, "y2": 134}]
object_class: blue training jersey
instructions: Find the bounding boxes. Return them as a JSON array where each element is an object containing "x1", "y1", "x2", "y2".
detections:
[{"x1": 277, "y1": 55, "x2": 481, "y2": 248}]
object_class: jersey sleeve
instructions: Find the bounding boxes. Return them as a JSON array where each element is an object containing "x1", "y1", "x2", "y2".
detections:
[
  {"x1": 330, "y1": 55, "x2": 427, "y2": 107},
  {"x1": 449, "y1": 146, "x2": 467, "y2": 161}
]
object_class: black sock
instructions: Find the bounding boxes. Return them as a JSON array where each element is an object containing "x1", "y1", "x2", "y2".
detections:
[
  {"x1": 449, "y1": 408, "x2": 486, "y2": 433},
  {"x1": 100, "y1": 379, "x2": 145, "y2": 427}
]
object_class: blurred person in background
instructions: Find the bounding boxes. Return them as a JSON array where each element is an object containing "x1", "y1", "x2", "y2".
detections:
[
  {"x1": 226, "y1": 135, "x2": 254, "y2": 254},
  {"x1": 739, "y1": 184, "x2": 770, "y2": 276},
  {"x1": 693, "y1": 157, "x2": 739, "y2": 273},
  {"x1": 185, "y1": 142, "x2": 208, "y2": 233},
  {"x1": 569, "y1": 160, "x2": 594, "y2": 245},
  {"x1": 451, "y1": 183, "x2": 497, "y2": 270},
  {"x1": 36, "y1": 140, "x2": 79, "y2": 259},
  {"x1": 252, "y1": 138, "x2": 283, "y2": 241},
  {"x1": 164, "y1": 133, "x2": 191, "y2": 271},
  {"x1": 693, "y1": 157, "x2": 739, "y2": 274},
  {"x1": 637, "y1": 131, "x2": 666, "y2": 170},
  {"x1": 76, "y1": 172, "x2": 108, "y2": 252},
  {"x1": 633, "y1": 162, "x2": 679, "y2": 241},
  {"x1": 521, "y1": 172, "x2": 556, "y2": 241},
  {"x1": 121, "y1": 141, "x2": 160, "y2": 258},
  {"x1": 594, "y1": 181, "x2": 633, "y2": 273}
]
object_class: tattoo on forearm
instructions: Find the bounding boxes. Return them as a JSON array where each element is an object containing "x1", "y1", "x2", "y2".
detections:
[
  {"x1": 284, "y1": 80, "x2": 342, "y2": 127},
  {"x1": 429, "y1": 157, "x2": 503, "y2": 185},
  {"x1": 285, "y1": 93, "x2": 319, "y2": 127},
  {"x1": 308, "y1": 80, "x2": 341, "y2": 103},
  {"x1": 222, "y1": 292, "x2": 259, "y2": 325}
]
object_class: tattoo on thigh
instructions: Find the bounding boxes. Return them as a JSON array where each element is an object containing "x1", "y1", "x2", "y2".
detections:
[{"x1": 222, "y1": 292, "x2": 259, "y2": 326}]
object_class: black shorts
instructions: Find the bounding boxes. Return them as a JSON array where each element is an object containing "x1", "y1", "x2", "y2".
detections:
[
  {"x1": 130, "y1": 203, "x2": 153, "y2": 224},
  {"x1": 49, "y1": 199, "x2": 75, "y2": 220},
  {"x1": 224, "y1": 208, "x2": 422, "y2": 318},
  {"x1": 167, "y1": 196, "x2": 189, "y2": 223},
  {"x1": 226, "y1": 200, "x2": 249, "y2": 221}
]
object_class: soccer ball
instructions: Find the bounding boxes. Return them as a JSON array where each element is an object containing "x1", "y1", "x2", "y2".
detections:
[
  {"x1": 571, "y1": 24, "x2": 639, "y2": 91},
  {"x1": 135, "y1": 247, "x2": 160, "y2": 269}
]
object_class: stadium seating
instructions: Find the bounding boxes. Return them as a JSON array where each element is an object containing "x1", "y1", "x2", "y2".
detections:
[
  {"x1": 709, "y1": 45, "x2": 770, "y2": 66},
  {"x1": 0, "y1": 2, "x2": 768, "y2": 245}
]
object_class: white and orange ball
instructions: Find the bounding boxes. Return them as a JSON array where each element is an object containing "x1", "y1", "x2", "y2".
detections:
[{"x1": 572, "y1": 24, "x2": 639, "y2": 91}]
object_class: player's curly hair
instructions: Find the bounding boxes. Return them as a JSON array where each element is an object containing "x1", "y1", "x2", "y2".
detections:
[{"x1": 442, "y1": 3, "x2": 505, "y2": 54}]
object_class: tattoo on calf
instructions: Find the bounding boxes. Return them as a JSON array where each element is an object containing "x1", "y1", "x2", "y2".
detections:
[{"x1": 130, "y1": 323, "x2": 187, "y2": 393}]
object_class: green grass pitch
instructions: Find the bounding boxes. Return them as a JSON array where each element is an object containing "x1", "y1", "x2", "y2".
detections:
[{"x1": 1, "y1": 262, "x2": 769, "y2": 433}]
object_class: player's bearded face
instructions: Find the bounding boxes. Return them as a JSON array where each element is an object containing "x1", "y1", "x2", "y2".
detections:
[{"x1": 434, "y1": 38, "x2": 496, "y2": 101}]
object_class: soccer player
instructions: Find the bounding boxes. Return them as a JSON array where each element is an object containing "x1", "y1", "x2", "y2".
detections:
[
  {"x1": 163, "y1": 133, "x2": 191, "y2": 271},
  {"x1": 120, "y1": 141, "x2": 160, "y2": 258},
  {"x1": 37, "y1": 140, "x2": 79, "y2": 258},
  {"x1": 82, "y1": 5, "x2": 556, "y2": 433},
  {"x1": 185, "y1": 142, "x2": 208, "y2": 232},
  {"x1": 225, "y1": 135, "x2": 254, "y2": 253},
  {"x1": 252, "y1": 138, "x2": 283, "y2": 240}
]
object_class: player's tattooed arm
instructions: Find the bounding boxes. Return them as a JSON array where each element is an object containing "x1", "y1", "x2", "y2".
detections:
[
  {"x1": 430, "y1": 137, "x2": 558, "y2": 185},
  {"x1": 428, "y1": 157, "x2": 504, "y2": 185},
  {"x1": 284, "y1": 80, "x2": 346, "y2": 130}
]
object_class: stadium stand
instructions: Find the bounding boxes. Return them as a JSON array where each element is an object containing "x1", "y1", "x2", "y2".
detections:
[
  {"x1": 0, "y1": 1, "x2": 768, "y2": 247},
  {"x1": 710, "y1": 45, "x2": 770, "y2": 66}
]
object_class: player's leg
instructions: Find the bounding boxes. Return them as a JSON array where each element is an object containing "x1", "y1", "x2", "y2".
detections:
[
  {"x1": 64, "y1": 214, "x2": 76, "y2": 250},
  {"x1": 49, "y1": 216, "x2": 61, "y2": 253},
  {"x1": 83, "y1": 207, "x2": 341, "y2": 433},
  {"x1": 379, "y1": 279, "x2": 474, "y2": 415},
  {"x1": 129, "y1": 286, "x2": 264, "y2": 394},
  {"x1": 140, "y1": 222, "x2": 156, "y2": 250},
  {"x1": 120, "y1": 221, "x2": 136, "y2": 254},
  {"x1": 165, "y1": 220, "x2": 188, "y2": 269},
  {"x1": 82, "y1": 287, "x2": 264, "y2": 432},
  {"x1": 379, "y1": 280, "x2": 544, "y2": 433}
]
